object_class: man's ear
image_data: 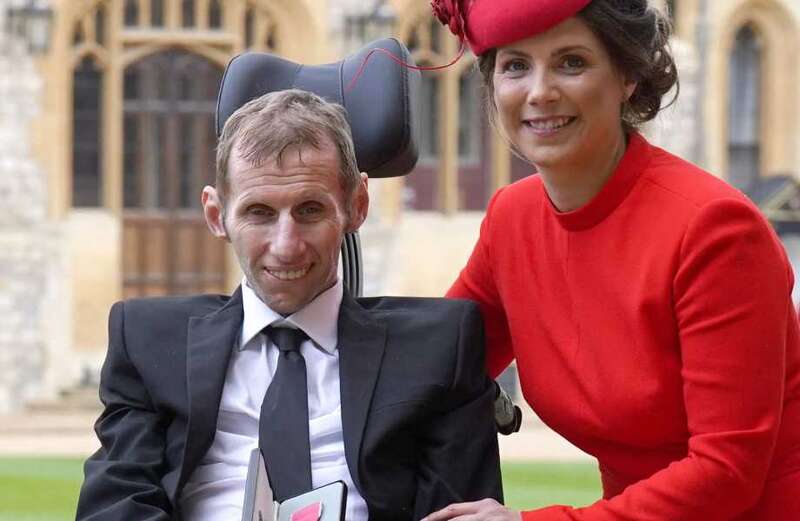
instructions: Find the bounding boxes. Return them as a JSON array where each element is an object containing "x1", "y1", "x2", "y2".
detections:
[
  {"x1": 202, "y1": 186, "x2": 229, "y2": 241},
  {"x1": 346, "y1": 173, "x2": 369, "y2": 233}
]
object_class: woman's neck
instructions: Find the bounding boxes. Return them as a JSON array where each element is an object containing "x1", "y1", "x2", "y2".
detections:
[{"x1": 537, "y1": 131, "x2": 629, "y2": 213}]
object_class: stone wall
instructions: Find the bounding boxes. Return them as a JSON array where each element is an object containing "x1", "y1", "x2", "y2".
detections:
[{"x1": 0, "y1": 2, "x2": 65, "y2": 412}]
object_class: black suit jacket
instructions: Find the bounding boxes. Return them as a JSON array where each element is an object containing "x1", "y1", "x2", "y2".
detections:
[{"x1": 76, "y1": 288, "x2": 502, "y2": 520}]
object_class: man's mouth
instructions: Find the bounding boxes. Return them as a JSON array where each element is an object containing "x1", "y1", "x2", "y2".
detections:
[
  {"x1": 266, "y1": 265, "x2": 311, "y2": 281},
  {"x1": 523, "y1": 116, "x2": 577, "y2": 134}
]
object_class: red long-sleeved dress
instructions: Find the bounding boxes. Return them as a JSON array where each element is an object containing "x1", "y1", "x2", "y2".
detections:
[{"x1": 447, "y1": 133, "x2": 800, "y2": 520}]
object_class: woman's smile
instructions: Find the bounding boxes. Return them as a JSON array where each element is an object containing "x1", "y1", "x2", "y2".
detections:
[{"x1": 521, "y1": 115, "x2": 578, "y2": 136}]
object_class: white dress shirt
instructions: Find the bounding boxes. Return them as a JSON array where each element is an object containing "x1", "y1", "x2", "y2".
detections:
[{"x1": 180, "y1": 279, "x2": 368, "y2": 521}]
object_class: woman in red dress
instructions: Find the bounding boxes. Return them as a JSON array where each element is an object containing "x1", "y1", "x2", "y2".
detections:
[{"x1": 424, "y1": 0, "x2": 800, "y2": 519}]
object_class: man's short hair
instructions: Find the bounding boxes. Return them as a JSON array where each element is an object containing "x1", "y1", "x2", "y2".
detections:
[{"x1": 216, "y1": 89, "x2": 360, "y2": 203}]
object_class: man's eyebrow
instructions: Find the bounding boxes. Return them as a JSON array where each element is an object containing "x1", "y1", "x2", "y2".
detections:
[
  {"x1": 295, "y1": 191, "x2": 327, "y2": 201},
  {"x1": 286, "y1": 185, "x2": 333, "y2": 201}
]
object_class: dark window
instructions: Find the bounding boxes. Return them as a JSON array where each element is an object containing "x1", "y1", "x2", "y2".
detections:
[
  {"x1": 405, "y1": 30, "x2": 418, "y2": 51},
  {"x1": 124, "y1": 67, "x2": 139, "y2": 100},
  {"x1": 457, "y1": 68, "x2": 490, "y2": 210},
  {"x1": 244, "y1": 8, "x2": 255, "y2": 47},
  {"x1": 458, "y1": 70, "x2": 480, "y2": 164},
  {"x1": 179, "y1": 67, "x2": 194, "y2": 100},
  {"x1": 182, "y1": 0, "x2": 195, "y2": 27},
  {"x1": 419, "y1": 73, "x2": 440, "y2": 161},
  {"x1": 153, "y1": 113, "x2": 167, "y2": 208},
  {"x1": 728, "y1": 25, "x2": 761, "y2": 190},
  {"x1": 73, "y1": 24, "x2": 83, "y2": 45},
  {"x1": 404, "y1": 70, "x2": 439, "y2": 210},
  {"x1": 209, "y1": 0, "x2": 222, "y2": 29},
  {"x1": 151, "y1": 0, "x2": 164, "y2": 27},
  {"x1": 403, "y1": 25, "x2": 454, "y2": 211},
  {"x1": 178, "y1": 113, "x2": 212, "y2": 209},
  {"x1": 121, "y1": 51, "x2": 226, "y2": 298},
  {"x1": 124, "y1": 0, "x2": 138, "y2": 26},
  {"x1": 95, "y1": 7, "x2": 106, "y2": 44},
  {"x1": 123, "y1": 51, "x2": 220, "y2": 210},
  {"x1": 123, "y1": 113, "x2": 141, "y2": 208},
  {"x1": 265, "y1": 25, "x2": 276, "y2": 50},
  {"x1": 179, "y1": 114, "x2": 194, "y2": 208},
  {"x1": 72, "y1": 58, "x2": 103, "y2": 207}
]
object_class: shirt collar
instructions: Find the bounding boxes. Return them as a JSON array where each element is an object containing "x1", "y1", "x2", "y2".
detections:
[{"x1": 239, "y1": 277, "x2": 342, "y2": 354}]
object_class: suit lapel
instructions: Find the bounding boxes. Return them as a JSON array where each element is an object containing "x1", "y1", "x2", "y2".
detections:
[
  {"x1": 178, "y1": 287, "x2": 243, "y2": 491},
  {"x1": 337, "y1": 292, "x2": 386, "y2": 497}
]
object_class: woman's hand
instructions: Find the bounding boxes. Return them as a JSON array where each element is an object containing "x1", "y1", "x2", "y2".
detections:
[{"x1": 422, "y1": 499, "x2": 522, "y2": 521}]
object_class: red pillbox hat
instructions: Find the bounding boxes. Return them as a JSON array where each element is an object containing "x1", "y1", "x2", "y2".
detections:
[{"x1": 432, "y1": 0, "x2": 593, "y2": 56}]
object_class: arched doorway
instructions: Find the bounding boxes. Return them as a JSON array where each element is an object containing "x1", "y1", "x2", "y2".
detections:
[{"x1": 121, "y1": 50, "x2": 225, "y2": 297}]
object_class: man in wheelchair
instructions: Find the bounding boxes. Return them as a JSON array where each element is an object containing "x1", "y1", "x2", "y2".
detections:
[{"x1": 76, "y1": 88, "x2": 502, "y2": 521}]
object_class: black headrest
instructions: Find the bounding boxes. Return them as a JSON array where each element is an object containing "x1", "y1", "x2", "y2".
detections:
[{"x1": 216, "y1": 38, "x2": 420, "y2": 178}]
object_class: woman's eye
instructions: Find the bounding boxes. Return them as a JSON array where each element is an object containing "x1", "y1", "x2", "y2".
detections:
[
  {"x1": 499, "y1": 59, "x2": 528, "y2": 74},
  {"x1": 560, "y1": 55, "x2": 585, "y2": 71}
]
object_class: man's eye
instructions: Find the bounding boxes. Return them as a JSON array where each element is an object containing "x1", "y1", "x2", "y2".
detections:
[
  {"x1": 297, "y1": 204, "x2": 323, "y2": 217},
  {"x1": 247, "y1": 206, "x2": 273, "y2": 217}
]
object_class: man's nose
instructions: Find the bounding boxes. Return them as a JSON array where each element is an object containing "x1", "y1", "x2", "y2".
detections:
[
  {"x1": 526, "y1": 69, "x2": 560, "y2": 106},
  {"x1": 271, "y1": 215, "x2": 305, "y2": 260}
]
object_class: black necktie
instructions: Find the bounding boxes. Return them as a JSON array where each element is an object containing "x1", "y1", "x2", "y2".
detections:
[{"x1": 259, "y1": 325, "x2": 312, "y2": 500}]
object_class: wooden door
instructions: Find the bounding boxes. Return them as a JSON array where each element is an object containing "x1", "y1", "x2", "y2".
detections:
[{"x1": 122, "y1": 50, "x2": 226, "y2": 298}]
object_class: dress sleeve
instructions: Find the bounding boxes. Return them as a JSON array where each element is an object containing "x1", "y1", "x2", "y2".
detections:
[
  {"x1": 446, "y1": 188, "x2": 515, "y2": 379},
  {"x1": 522, "y1": 198, "x2": 793, "y2": 520}
]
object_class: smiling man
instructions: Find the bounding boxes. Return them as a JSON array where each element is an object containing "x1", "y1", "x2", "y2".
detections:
[{"x1": 76, "y1": 89, "x2": 502, "y2": 521}]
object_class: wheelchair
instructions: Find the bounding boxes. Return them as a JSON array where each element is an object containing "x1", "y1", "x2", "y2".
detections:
[{"x1": 215, "y1": 38, "x2": 521, "y2": 435}]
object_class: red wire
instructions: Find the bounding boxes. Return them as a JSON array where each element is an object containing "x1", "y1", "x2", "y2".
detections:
[{"x1": 345, "y1": 39, "x2": 466, "y2": 93}]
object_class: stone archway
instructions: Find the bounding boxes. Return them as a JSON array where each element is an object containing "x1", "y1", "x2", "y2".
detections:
[{"x1": 709, "y1": 0, "x2": 799, "y2": 179}]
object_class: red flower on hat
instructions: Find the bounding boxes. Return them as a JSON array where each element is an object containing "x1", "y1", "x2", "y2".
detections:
[{"x1": 431, "y1": 0, "x2": 466, "y2": 39}]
